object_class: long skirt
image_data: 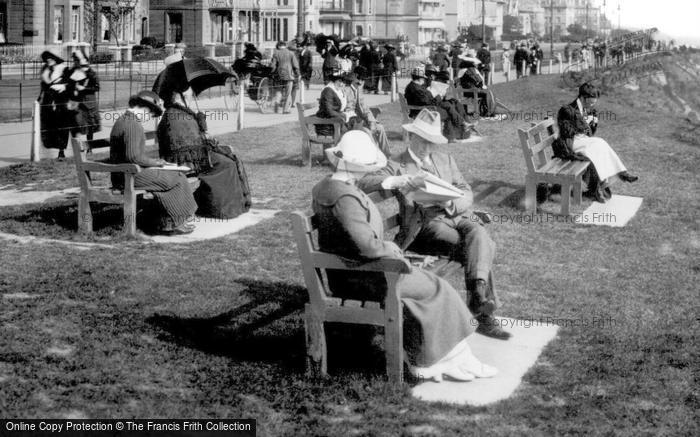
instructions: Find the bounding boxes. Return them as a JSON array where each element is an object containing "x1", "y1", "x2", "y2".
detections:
[
  {"x1": 572, "y1": 134, "x2": 627, "y2": 181},
  {"x1": 329, "y1": 268, "x2": 475, "y2": 367},
  {"x1": 113, "y1": 169, "x2": 197, "y2": 229}
]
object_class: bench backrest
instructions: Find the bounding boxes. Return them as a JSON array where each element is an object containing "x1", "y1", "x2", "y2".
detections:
[
  {"x1": 517, "y1": 118, "x2": 558, "y2": 173},
  {"x1": 397, "y1": 92, "x2": 422, "y2": 124},
  {"x1": 291, "y1": 190, "x2": 403, "y2": 307},
  {"x1": 71, "y1": 137, "x2": 109, "y2": 192}
]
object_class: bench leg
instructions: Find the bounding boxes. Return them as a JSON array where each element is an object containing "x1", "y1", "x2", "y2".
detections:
[
  {"x1": 573, "y1": 178, "x2": 583, "y2": 205},
  {"x1": 560, "y1": 182, "x2": 572, "y2": 216},
  {"x1": 123, "y1": 174, "x2": 137, "y2": 237},
  {"x1": 304, "y1": 308, "x2": 328, "y2": 379},
  {"x1": 301, "y1": 139, "x2": 311, "y2": 167},
  {"x1": 384, "y1": 274, "x2": 404, "y2": 383},
  {"x1": 78, "y1": 193, "x2": 93, "y2": 235},
  {"x1": 525, "y1": 175, "x2": 538, "y2": 213}
]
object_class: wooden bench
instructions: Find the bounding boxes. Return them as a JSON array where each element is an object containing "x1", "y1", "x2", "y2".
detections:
[
  {"x1": 291, "y1": 190, "x2": 467, "y2": 382},
  {"x1": 517, "y1": 119, "x2": 590, "y2": 216},
  {"x1": 453, "y1": 86, "x2": 511, "y2": 120},
  {"x1": 296, "y1": 102, "x2": 343, "y2": 168},
  {"x1": 71, "y1": 136, "x2": 198, "y2": 236},
  {"x1": 397, "y1": 92, "x2": 424, "y2": 142}
]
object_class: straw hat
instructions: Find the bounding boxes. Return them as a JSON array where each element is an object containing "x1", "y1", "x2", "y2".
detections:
[
  {"x1": 402, "y1": 108, "x2": 448, "y2": 144},
  {"x1": 325, "y1": 130, "x2": 387, "y2": 172}
]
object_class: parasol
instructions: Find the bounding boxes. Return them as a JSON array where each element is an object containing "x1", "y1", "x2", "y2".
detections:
[{"x1": 152, "y1": 57, "x2": 234, "y2": 99}]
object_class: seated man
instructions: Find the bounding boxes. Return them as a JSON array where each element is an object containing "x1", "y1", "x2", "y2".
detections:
[
  {"x1": 359, "y1": 109, "x2": 510, "y2": 340},
  {"x1": 110, "y1": 90, "x2": 197, "y2": 235},
  {"x1": 343, "y1": 72, "x2": 391, "y2": 156},
  {"x1": 404, "y1": 66, "x2": 472, "y2": 143}
]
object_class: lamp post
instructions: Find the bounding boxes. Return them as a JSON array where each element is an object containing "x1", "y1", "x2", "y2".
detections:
[
  {"x1": 586, "y1": 0, "x2": 590, "y2": 41},
  {"x1": 481, "y1": 0, "x2": 486, "y2": 44},
  {"x1": 550, "y1": 0, "x2": 554, "y2": 59}
]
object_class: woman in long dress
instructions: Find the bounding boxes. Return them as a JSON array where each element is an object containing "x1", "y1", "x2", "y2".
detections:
[
  {"x1": 556, "y1": 83, "x2": 638, "y2": 202},
  {"x1": 67, "y1": 50, "x2": 101, "y2": 140},
  {"x1": 311, "y1": 130, "x2": 498, "y2": 381},
  {"x1": 38, "y1": 51, "x2": 71, "y2": 159}
]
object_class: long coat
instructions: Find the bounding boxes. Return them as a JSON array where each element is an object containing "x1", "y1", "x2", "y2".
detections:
[
  {"x1": 67, "y1": 67, "x2": 101, "y2": 136},
  {"x1": 39, "y1": 62, "x2": 71, "y2": 150},
  {"x1": 315, "y1": 85, "x2": 346, "y2": 137},
  {"x1": 312, "y1": 176, "x2": 474, "y2": 366}
]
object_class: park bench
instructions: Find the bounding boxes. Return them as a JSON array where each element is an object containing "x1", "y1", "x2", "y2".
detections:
[
  {"x1": 397, "y1": 92, "x2": 425, "y2": 142},
  {"x1": 291, "y1": 190, "x2": 494, "y2": 382},
  {"x1": 453, "y1": 86, "x2": 511, "y2": 120},
  {"x1": 517, "y1": 119, "x2": 590, "y2": 216},
  {"x1": 296, "y1": 102, "x2": 343, "y2": 168},
  {"x1": 71, "y1": 136, "x2": 198, "y2": 236}
]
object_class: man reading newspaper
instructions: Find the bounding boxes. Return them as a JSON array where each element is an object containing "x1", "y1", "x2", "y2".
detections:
[{"x1": 359, "y1": 109, "x2": 510, "y2": 340}]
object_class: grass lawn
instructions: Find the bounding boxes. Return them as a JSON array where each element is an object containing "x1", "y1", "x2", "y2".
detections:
[{"x1": 0, "y1": 55, "x2": 698, "y2": 435}]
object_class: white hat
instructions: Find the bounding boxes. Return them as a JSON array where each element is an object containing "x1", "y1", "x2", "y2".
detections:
[
  {"x1": 458, "y1": 55, "x2": 481, "y2": 64},
  {"x1": 325, "y1": 130, "x2": 387, "y2": 172},
  {"x1": 402, "y1": 108, "x2": 448, "y2": 144}
]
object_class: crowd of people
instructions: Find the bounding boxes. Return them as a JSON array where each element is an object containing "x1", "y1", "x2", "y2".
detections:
[{"x1": 38, "y1": 49, "x2": 101, "y2": 159}]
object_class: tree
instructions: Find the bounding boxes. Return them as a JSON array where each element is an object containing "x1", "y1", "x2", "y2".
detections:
[
  {"x1": 502, "y1": 15, "x2": 525, "y2": 41},
  {"x1": 85, "y1": 0, "x2": 139, "y2": 49},
  {"x1": 566, "y1": 23, "x2": 586, "y2": 41}
]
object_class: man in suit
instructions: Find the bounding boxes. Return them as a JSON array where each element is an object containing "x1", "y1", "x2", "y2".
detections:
[
  {"x1": 476, "y1": 43, "x2": 491, "y2": 85},
  {"x1": 358, "y1": 109, "x2": 511, "y2": 340},
  {"x1": 298, "y1": 42, "x2": 313, "y2": 90},
  {"x1": 270, "y1": 40, "x2": 299, "y2": 114},
  {"x1": 514, "y1": 43, "x2": 529, "y2": 78}
]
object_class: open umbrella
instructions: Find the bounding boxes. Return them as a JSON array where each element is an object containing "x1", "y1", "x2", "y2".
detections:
[{"x1": 152, "y1": 57, "x2": 234, "y2": 99}]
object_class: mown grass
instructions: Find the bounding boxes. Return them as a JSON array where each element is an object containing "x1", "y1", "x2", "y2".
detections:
[{"x1": 0, "y1": 56, "x2": 699, "y2": 436}]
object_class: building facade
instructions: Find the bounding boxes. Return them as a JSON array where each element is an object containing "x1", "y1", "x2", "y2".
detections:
[
  {"x1": 149, "y1": 0, "x2": 297, "y2": 51},
  {"x1": 467, "y1": 0, "x2": 505, "y2": 42}
]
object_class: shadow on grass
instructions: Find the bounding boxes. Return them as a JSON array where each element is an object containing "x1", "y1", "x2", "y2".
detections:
[
  {"x1": 0, "y1": 200, "x2": 165, "y2": 237},
  {"x1": 246, "y1": 153, "x2": 306, "y2": 167},
  {"x1": 146, "y1": 278, "x2": 387, "y2": 376}
]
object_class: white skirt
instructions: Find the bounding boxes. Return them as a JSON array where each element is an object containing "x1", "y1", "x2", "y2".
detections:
[{"x1": 572, "y1": 134, "x2": 627, "y2": 181}]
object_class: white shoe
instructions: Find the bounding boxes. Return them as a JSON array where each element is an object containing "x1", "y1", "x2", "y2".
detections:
[
  {"x1": 410, "y1": 362, "x2": 475, "y2": 382},
  {"x1": 457, "y1": 350, "x2": 499, "y2": 378}
]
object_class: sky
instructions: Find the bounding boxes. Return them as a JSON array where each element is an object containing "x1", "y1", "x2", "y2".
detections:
[{"x1": 596, "y1": 0, "x2": 700, "y2": 45}]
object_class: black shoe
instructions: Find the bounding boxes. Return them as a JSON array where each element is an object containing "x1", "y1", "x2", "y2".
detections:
[
  {"x1": 159, "y1": 223, "x2": 195, "y2": 236},
  {"x1": 474, "y1": 279, "x2": 496, "y2": 315},
  {"x1": 57, "y1": 150, "x2": 66, "y2": 160},
  {"x1": 476, "y1": 315, "x2": 512, "y2": 340},
  {"x1": 618, "y1": 171, "x2": 639, "y2": 183}
]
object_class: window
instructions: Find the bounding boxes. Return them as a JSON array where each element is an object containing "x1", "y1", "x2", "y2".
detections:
[
  {"x1": 71, "y1": 6, "x2": 80, "y2": 41},
  {"x1": 101, "y1": 8, "x2": 110, "y2": 42},
  {"x1": 211, "y1": 11, "x2": 233, "y2": 43},
  {"x1": 355, "y1": 0, "x2": 363, "y2": 14},
  {"x1": 368, "y1": 23, "x2": 372, "y2": 36},
  {"x1": 141, "y1": 17, "x2": 148, "y2": 40},
  {"x1": 120, "y1": 8, "x2": 134, "y2": 42},
  {"x1": 309, "y1": 20, "x2": 312, "y2": 30},
  {"x1": 167, "y1": 12, "x2": 183, "y2": 43},
  {"x1": 0, "y1": 7, "x2": 6, "y2": 44},
  {"x1": 356, "y1": 25, "x2": 363, "y2": 36},
  {"x1": 53, "y1": 6, "x2": 64, "y2": 43}
]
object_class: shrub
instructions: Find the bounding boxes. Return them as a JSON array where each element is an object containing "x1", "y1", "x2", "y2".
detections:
[
  {"x1": 140, "y1": 36, "x2": 159, "y2": 48},
  {"x1": 90, "y1": 51, "x2": 114, "y2": 64}
]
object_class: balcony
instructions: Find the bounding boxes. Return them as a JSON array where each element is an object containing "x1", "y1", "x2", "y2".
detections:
[{"x1": 319, "y1": 0, "x2": 349, "y2": 13}]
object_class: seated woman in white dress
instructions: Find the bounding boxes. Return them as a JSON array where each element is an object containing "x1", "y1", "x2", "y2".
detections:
[
  {"x1": 311, "y1": 130, "x2": 498, "y2": 381},
  {"x1": 555, "y1": 83, "x2": 638, "y2": 203}
]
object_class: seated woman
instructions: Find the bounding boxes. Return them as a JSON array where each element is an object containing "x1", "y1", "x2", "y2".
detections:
[
  {"x1": 404, "y1": 66, "x2": 472, "y2": 143},
  {"x1": 110, "y1": 91, "x2": 197, "y2": 235},
  {"x1": 315, "y1": 69, "x2": 349, "y2": 138},
  {"x1": 555, "y1": 83, "x2": 638, "y2": 203},
  {"x1": 312, "y1": 130, "x2": 498, "y2": 381},
  {"x1": 157, "y1": 87, "x2": 251, "y2": 219}
]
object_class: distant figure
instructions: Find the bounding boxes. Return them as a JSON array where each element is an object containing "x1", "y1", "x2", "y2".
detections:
[
  {"x1": 381, "y1": 44, "x2": 399, "y2": 95},
  {"x1": 321, "y1": 38, "x2": 339, "y2": 84},
  {"x1": 38, "y1": 50, "x2": 70, "y2": 159},
  {"x1": 476, "y1": 43, "x2": 491, "y2": 85},
  {"x1": 67, "y1": 49, "x2": 100, "y2": 141},
  {"x1": 449, "y1": 42, "x2": 464, "y2": 80},
  {"x1": 514, "y1": 43, "x2": 528, "y2": 78},
  {"x1": 297, "y1": 42, "x2": 313, "y2": 90},
  {"x1": 502, "y1": 48, "x2": 511, "y2": 77},
  {"x1": 270, "y1": 40, "x2": 300, "y2": 114},
  {"x1": 431, "y1": 44, "x2": 450, "y2": 72}
]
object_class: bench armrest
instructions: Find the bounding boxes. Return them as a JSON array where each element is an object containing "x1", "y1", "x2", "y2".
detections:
[
  {"x1": 82, "y1": 161, "x2": 141, "y2": 174},
  {"x1": 310, "y1": 251, "x2": 411, "y2": 274}
]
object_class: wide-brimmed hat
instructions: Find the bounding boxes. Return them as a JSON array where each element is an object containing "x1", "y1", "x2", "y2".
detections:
[
  {"x1": 325, "y1": 130, "x2": 387, "y2": 172},
  {"x1": 458, "y1": 54, "x2": 481, "y2": 65},
  {"x1": 41, "y1": 50, "x2": 64, "y2": 64},
  {"x1": 384, "y1": 43, "x2": 395, "y2": 50},
  {"x1": 402, "y1": 108, "x2": 447, "y2": 144},
  {"x1": 411, "y1": 65, "x2": 426, "y2": 78},
  {"x1": 128, "y1": 90, "x2": 164, "y2": 117}
]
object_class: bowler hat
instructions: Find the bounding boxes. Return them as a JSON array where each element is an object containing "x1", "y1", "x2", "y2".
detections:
[
  {"x1": 402, "y1": 108, "x2": 448, "y2": 144},
  {"x1": 128, "y1": 90, "x2": 164, "y2": 117}
]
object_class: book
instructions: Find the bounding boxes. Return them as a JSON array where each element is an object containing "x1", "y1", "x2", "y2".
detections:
[
  {"x1": 160, "y1": 164, "x2": 191, "y2": 172},
  {"x1": 405, "y1": 173, "x2": 465, "y2": 204},
  {"x1": 428, "y1": 81, "x2": 449, "y2": 98}
]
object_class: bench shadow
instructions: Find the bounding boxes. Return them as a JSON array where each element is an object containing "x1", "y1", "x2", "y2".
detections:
[
  {"x1": 1, "y1": 200, "x2": 164, "y2": 235},
  {"x1": 246, "y1": 153, "x2": 308, "y2": 167},
  {"x1": 146, "y1": 278, "x2": 386, "y2": 374},
  {"x1": 471, "y1": 179, "x2": 555, "y2": 210}
]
